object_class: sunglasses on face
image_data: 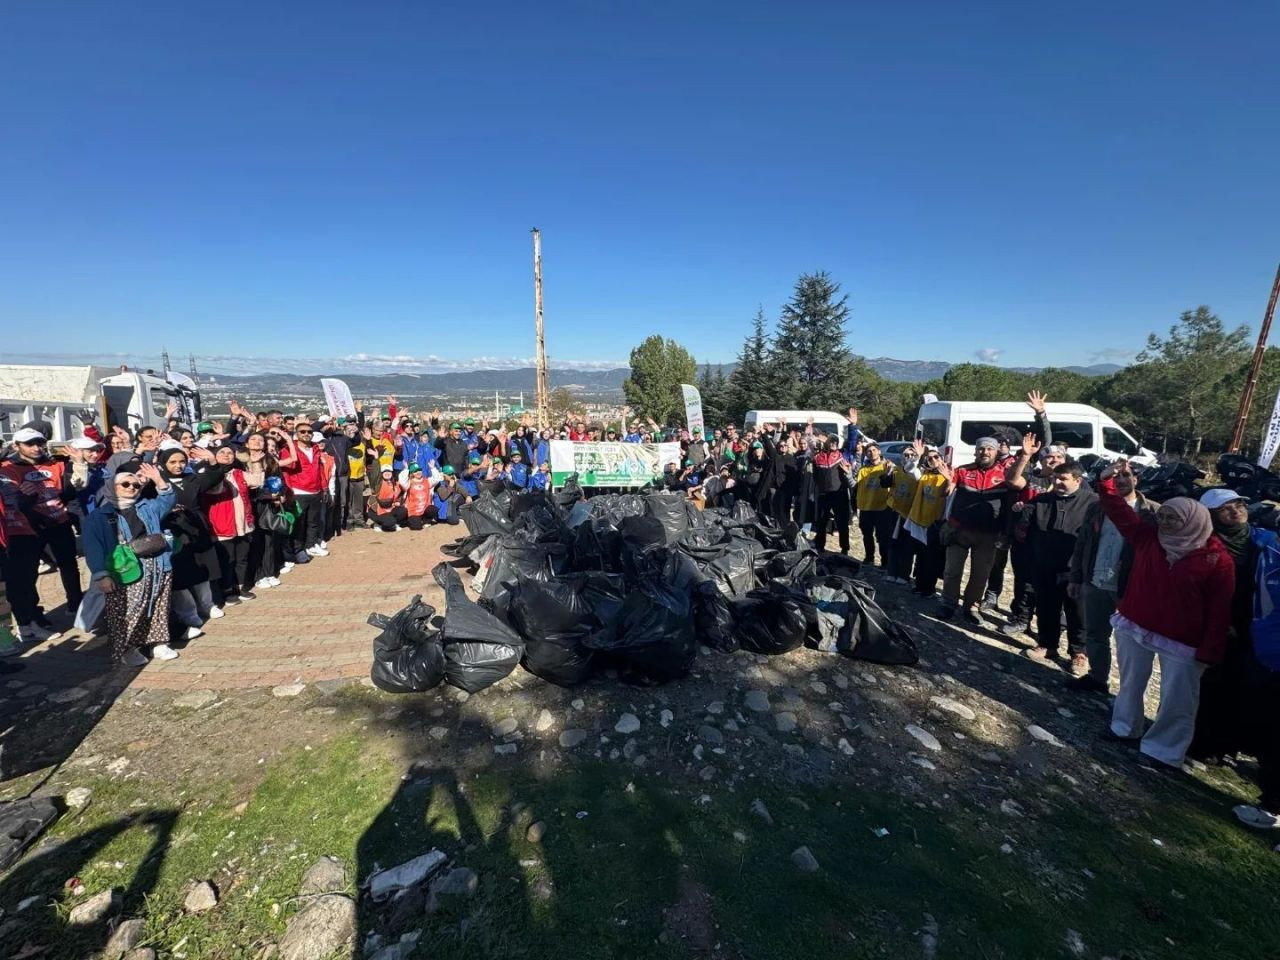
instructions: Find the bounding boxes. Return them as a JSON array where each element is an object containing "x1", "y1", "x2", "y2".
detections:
[
  {"x1": 117, "y1": 480, "x2": 143, "y2": 490},
  {"x1": 296, "y1": 430, "x2": 312, "y2": 436}
]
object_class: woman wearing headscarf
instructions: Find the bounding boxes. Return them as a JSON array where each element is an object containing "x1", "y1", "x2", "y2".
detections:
[
  {"x1": 1100, "y1": 461, "x2": 1234, "y2": 768},
  {"x1": 82, "y1": 461, "x2": 179, "y2": 665},
  {"x1": 158, "y1": 445, "x2": 225, "y2": 634}
]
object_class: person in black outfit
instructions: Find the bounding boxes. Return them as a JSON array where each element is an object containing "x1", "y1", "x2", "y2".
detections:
[
  {"x1": 433, "y1": 422, "x2": 471, "y2": 477},
  {"x1": 766, "y1": 431, "x2": 802, "y2": 527},
  {"x1": 812, "y1": 437, "x2": 852, "y2": 553},
  {"x1": 1023, "y1": 462, "x2": 1096, "y2": 665}
]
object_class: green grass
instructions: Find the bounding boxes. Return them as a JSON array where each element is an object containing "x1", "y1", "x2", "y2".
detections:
[{"x1": 2, "y1": 739, "x2": 1278, "y2": 960}]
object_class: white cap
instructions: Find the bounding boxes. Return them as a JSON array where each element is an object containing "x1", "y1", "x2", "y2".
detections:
[
  {"x1": 1200, "y1": 488, "x2": 1248, "y2": 510},
  {"x1": 12, "y1": 428, "x2": 45, "y2": 443},
  {"x1": 68, "y1": 436, "x2": 103, "y2": 450},
  {"x1": 159, "y1": 438, "x2": 184, "y2": 451}
]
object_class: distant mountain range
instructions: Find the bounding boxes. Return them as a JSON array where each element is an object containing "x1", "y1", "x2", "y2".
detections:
[{"x1": 199, "y1": 358, "x2": 1122, "y2": 396}]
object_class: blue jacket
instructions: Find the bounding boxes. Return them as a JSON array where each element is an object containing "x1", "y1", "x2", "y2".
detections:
[
  {"x1": 841, "y1": 424, "x2": 864, "y2": 464},
  {"x1": 400, "y1": 436, "x2": 437, "y2": 473},
  {"x1": 507, "y1": 462, "x2": 530, "y2": 488},
  {"x1": 528, "y1": 471, "x2": 551, "y2": 492},
  {"x1": 83, "y1": 487, "x2": 177, "y2": 581},
  {"x1": 1251, "y1": 527, "x2": 1280, "y2": 670},
  {"x1": 522, "y1": 437, "x2": 550, "y2": 466}
]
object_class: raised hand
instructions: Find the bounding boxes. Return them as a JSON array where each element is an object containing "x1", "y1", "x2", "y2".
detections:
[
  {"x1": 1026, "y1": 391, "x2": 1047, "y2": 415},
  {"x1": 1021, "y1": 432, "x2": 1042, "y2": 458},
  {"x1": 911, "y1": 437, "x2": 925, "y2": 457},
  {"x1": 847, "y1": 407, "x2": 859, "y2": 425}
]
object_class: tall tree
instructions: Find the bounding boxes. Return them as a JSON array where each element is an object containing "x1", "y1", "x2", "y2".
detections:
[
  {"x1": 696, "y1": 362, "x2": 728, "y2": 429},
  {"x1": 767, "y1": 271, "x2": 859, "y2": 409},
  {"x1": 1135, "y1": 306, "x2": 1250, "y2": 453},
  {"x1": 623, "y1": 335, "x2": 697, "y2": 425},
  {"x1": 725, "y1": 307, "x2": 773, "y2": 422}
]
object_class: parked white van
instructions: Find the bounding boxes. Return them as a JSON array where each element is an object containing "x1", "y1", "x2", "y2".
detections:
[
  {"x1": 915, "y1": 400, "x2": 1158, "y2": 468},
  {"x1": 743, "y1": 410, "x2": 849, "y2": 447}
]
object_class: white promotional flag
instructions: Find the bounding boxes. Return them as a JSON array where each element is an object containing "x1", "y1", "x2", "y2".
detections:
[
  {"x1": 320, "y1": 378, "x2": 357, "y2": 418},
  {"x1": 1259, "y1": 387, "x2": 1280, "y2": 468},
  {"x1": 681, "y1": 384, "x2": 704, "y2": 435}
]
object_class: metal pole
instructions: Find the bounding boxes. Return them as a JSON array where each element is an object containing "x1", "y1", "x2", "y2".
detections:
[
  {"x1": 533, "y1": 228, "x2": 548, "y2": 430},
  {"x1": 1228, "y1": 262, "x2": 1280, "y2": 452}
]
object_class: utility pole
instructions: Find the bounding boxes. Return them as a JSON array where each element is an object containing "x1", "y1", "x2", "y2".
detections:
[
  {"x1": 1228, "y1": 261, "x2": 1280, "y2": 453},
  {"x1": 161, "y1": 347, "x2": 171, "y2": 374},
  {"x1": 188, "y1": 353, "x2": 199, "y2": 381},
  {"x1": 532, "y1": 228, "x2": 549, "y2": 429}
]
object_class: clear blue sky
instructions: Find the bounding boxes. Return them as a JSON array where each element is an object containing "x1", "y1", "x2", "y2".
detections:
[{"x1": 2, "y1": 2, "x2": 1278, "y2": 374}]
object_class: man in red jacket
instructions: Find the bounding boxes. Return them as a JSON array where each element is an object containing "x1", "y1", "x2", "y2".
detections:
[{"x1": 938, "y1": 437, "x2": 1008, "y2": 625}]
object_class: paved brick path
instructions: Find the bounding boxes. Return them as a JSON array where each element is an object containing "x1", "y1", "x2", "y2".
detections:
[{"x1": 7, "y1": 525, "x2": 453, "y2": 693}]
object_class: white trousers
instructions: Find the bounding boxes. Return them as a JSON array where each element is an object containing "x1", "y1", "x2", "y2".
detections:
[
  {"x1": 1110, "y1": 630, "x2": 1207, "y2": 767},
  {"x1": 170, "y1": 582, "x2": 214, "y2": 627}
]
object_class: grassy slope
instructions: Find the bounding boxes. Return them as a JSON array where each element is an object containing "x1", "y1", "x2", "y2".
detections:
[{"x1": 2, "y1": 738, "x2": 1278, "y2": 960}]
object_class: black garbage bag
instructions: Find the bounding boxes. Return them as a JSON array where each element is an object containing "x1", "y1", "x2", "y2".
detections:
[
  {"x1": 815, "y1": 552, "x2": 863, "y2": 580},
  {"x1": 432, "y1": 562, "x2": 526, "y2": 693},
  {"x1": 1136, "y1": 460, "x2": 1203, "y2": 502},
  {"x1": 459, "y1": 495, "x2": 514, "y2": 538},
  {"x1": 368, "y1": 594, "x2": 447, "y2": 693},
  {"x1": 619, "y1": 514, "x2": 673, "y2": 581},
  {"x1": 801, "y1": 576, "x2": 918, "y2": 666},
  {"x1": 572, "y1": 518, "x2": 621, "y2": 573},
  {"x1": 584, "y1": 573, "x2": 696, "y2": 683},
  {"x1": 0, "y1": 797, "x2": 62, "y2": 870},
  {"x1": 509, "y1": 575, "x2": 597, "y2": 687},
  {"x1": 731, "y1": 500, "x2": 759, "y2": 523},
  {"x1": 643, "y1": 493, "x2": 692, "y2": 542},
  {"x1": 478, "y1": 538, "x2": 570, "y2": 605},
  {"x1": 553, "y1": 474, "x2": 584, "y2": 511},
  {"x1": 769, "y1": 549, "x2": 819, "y2": 583},
  {"x1": 693, "y1": 580, "x2": 738, "y2": 652},
  {"x1": 582, "y1": 571, "x2": 627, "y2": 630},
  {"x1": 1249, "y1": 500, "x2": 1279, "y2": 530},
  {"x1": 514, "y1": 501, "x2": 570, "y2": 543},
  {"x1": 731, "y1": 589, "x2": 808, "y2": 655}
]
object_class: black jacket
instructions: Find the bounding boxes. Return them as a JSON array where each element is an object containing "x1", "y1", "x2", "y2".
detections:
[
  {"x1": 434, "y1": 435, "x2": 470, "y2": 475},
  {"x1": 1026, "y1": 485, "x2": 1098, "y2": 578},
  {"x1": 1068, "y1": 492, "x2": 1158, "y2": 597}
]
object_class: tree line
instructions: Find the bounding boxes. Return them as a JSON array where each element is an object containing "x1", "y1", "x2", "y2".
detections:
[{"x1": 624, "y1": 271, "x2": 1276, "y2": 457}]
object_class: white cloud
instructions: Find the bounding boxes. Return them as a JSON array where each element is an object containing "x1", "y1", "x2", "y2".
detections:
[
  {"x1": 974, "y1": 348, "x2": 1003, "y2": 364},
  {"x1": 1086, "y1": 347, "x2": 1135, "y2": 366}
]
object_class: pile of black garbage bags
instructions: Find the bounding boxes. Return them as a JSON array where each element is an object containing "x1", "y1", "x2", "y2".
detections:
[{"x1": 369, "y1": 478, "x2": 918, "y2": 695}]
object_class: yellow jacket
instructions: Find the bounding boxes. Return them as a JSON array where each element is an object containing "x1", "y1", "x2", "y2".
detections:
[
  {"x1": 372, "y1": 436, "x2": 395, "y2": 470},
  {"x1": 348, "y1": 441, "x2": 368, "y2": 481},
  {"x1": 908, "y1": 473, "x2": 950, "y2": 528},
  {"x1": 888, "y1": 468, "x2": 919, "y2": 518},
  {"x1": 855, "y1": 463, "x2": 892, "y2": 512}
]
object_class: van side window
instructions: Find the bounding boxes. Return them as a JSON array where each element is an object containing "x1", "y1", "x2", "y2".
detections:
[
  {"x1": 919, "y1": 419, "x2": 947, "y2": 446},
  {"x1": 1103, "y1": 426, "x2": 1138, "y2": 456},
  {"x1": 1050, "y1": 422, "x2": 1094, "y2": 448},
  {"x1": 150, "y1": 387, "x2": 170, "y2": 419}
]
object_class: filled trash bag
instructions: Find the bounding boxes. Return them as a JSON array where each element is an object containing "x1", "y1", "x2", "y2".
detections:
[
  {"x1": 509, "y1": 575, "x2": 597, "y2": 687},
  {"x1": 514, "y1": 500, "x2": 570, "y2": 543},
  {"x1": 440, "y1": 533, "x2": 495, "y2": 564},
  {"x1": 0, "y1": 797, "x2": 62, "y2": 870},
  {"x1": 432, "y1": 562, "x2": 526, "y2": 693},
  {"x1": 693, "y1": 580, "x2": 738, "y2": 652},
  {"x1": 368, "y1": 594, "x2": 447, "y2": 693},
  {"x1": 731, "y1": 589, "x2": 808, "y2": 655},
  {"x1": 677, "y1": 530, "x2": 759, "y2": 597},
  {"x1": 553, "y1": 474, "x2": 584, "y2": 511},
  {"x1": 459, "y1": 495, "x2": 514, "y2": 538},
  {"x1": 801, "y1": 576, "x2": 918, "y2": 666},
  {"x1": 815, "y1": 552, "x2": 863, "y2": 580},
  {"x1": 1136, "y1": 460, "x2": 1203, "y2": 502},
  {"x1": 642, "y1": 493, "x2": 692, "y2": 543},
  {"x1": 476, "y1": 538, "x2": 570, "y2": 606},
  {"x1": 769, "y1": 549, "x2": 819, "y2": 584},
  {"x1": 584, "y1": 574, "x2": 696, "y2": 683}
]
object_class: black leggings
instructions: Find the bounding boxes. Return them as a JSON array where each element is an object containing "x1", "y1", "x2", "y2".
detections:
[
  {"x1": 814, "y1": 491, "x2": 851, "y2": 553},
  {"x1": 373, "y1": 506, "x2": 408, "y2": 531},
  {"x1": 2, "y1": 524, "x2": 83, "y2": 624}
]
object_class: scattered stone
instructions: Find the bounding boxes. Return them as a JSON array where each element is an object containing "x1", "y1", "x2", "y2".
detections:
[
  {"x1": 494, "y1": 743, "x2": 518, "y2": 756},
  {"x1": 271, "y1": 683, "x2": 306, "y2": 698},
  {"x1": 367, "y1": 851, "x2": 447, "y2": 900},
  {"x1": 911, "y1": 756, "x2": 936, "y2": 771},
  {"x1": 1000, "y1": 843, "x2": 1014, "y2": 854},
  {"x1": 790, "y1": 846, "x2": 820, "y2": 872},
  {"x1": 1027, "y1": 724, "x2": 1064, "y2": 747},
  {"x1": 526, "y1": 821, "x2": 547, "y2": 843},
  {"x1": 66, "y1": 786, "x2": 92, "y2": 808},
  {"x1": 184, "y1": 881, "x2": 219, "y2": 913},
  {"x1": 697, "y1": 724, "x2": 724, "y2": 746},
  {"x1": 429, "y1": 726, "x2": 448, "y2": 741},
  {"x1": 921, "y1": 913, "x2": 939, "y2": 960},
  {"x1": 535, "y1": 709, "x2": 554, "y2": 732},
  {"x1": 706, "y1": 701, "x2": 724, "y2": 715},
  {"x1": 492, "y1": 717, "x2": 519, "y2": 738},
  {"x1": 299, "y1": 856, "x2": 347, "y2": 896},
  {"x1": 723, "y1": 719, "x2": 739, "y2": 732},
  {"x1": 68, "y1": 888, "x2": 121, "y2": 926},
  {"x1": 615, "y1": 713, "x2": 641, "y2": 734},
  {"x1": 106, "y1": 757, "x2": 130, "y2": 777},
  {"x1": 622, "y1": 739, "x2": 639, "y2": 760},
  {"x1": 774, "y1": 712, "x2": 797, "y2": 733},
  {"x1": 104, "y1": 918, "x2": 145, "y2": 958},
  {"x1": 743, "y1": 690, "x2": 770, "y2": 713},
  {"x1": 699, "y1": 765, "x2": 716, "y2": 781},
  {"x1": 17, "y1": 895, "x2": 39, "y2": 911},
  {"x1": 431, "y1": 867, "x2": 479, "y2": 900},
  {"x1": 733, "y1": 830, "x2": 747, "y2": 843},
  {"x1": 278, "y1": 894, "x2": 356, "y2": 960},
  {"x1": 1057, "y1": 707, "x2": 1075, "y2": 719},
  {"x1": 125, "y1": 950, "x2": 157, "y2": 960},
  {"x1": 905, "y1": 724, "x2": 942, "y2": 752},
  {"x1": 559, "y1": 729, "x2": 588, "y2": 749},
  {"x1": 999, "y1": 799, "x2": 1025, "y2": 817},
  {"x1": 173, "y1": 690, "x2": 217, "y2": 709},
  {"x1": 1065, "y1": 929, "x2": 1086, "y2": 956},
  {"x1": 49, "y1": 686, "x2": 91, "y2": 704},
  {"x1": 749, "y1": 799, "x2": 774, "y2": 825},
  {"x1": 929, "y1": 696, "x2": 976, "y2": 721},
  {"x1": 782, "y1": 743, "x2": 806, "y2": 760},
  {"x1": 659, "y1": 709, "x2": 674, "y2": 727},
  {"x1": 837, "y1": 738, "x2": 855, "y2": 756},
  {"x1": 233, "y1": 801, "x2": 250, "y2": 816},
  {"x1": 833, "y1": 673, "x2": 849, "y2": 690},
  {"x1": 571, "y1": 698, "x2": 585, "y2": 711}
]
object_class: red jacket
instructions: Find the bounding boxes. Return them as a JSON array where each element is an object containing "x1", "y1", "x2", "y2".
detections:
[
  {"x1": 281, "y1": 442, "x2": 325, "y2": 495},
  {"x1": 1098, "y1": 478, "x2": 1233, "y2": 663},
  {"x1": 201, "y1": 469, "x2": 255, "y2": 539}
]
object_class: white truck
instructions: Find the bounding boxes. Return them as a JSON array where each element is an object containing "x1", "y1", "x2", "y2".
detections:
[{"x1": 0, "y1": 364, "x2": 202, "y2": 446}]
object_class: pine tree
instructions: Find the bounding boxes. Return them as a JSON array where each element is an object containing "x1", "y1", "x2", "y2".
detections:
[
  {"x1": 767, "y1": 271, "x2": 859, "y2": 409},
  {"x1": 725, "y1": 307, "x2": 773, "y2": 422},
  {"x1": 623, "y1": 335, "x2": 697, "y2": 425},
  {"x1": 697, "y1": 361, "x2": 727, "y2": 428}
]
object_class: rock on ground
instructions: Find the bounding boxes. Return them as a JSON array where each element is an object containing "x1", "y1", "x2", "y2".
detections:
[
  {"x1": 535, "y1": 709, "x2": 555, "y2": 732},
  {"x1": 272, "y1": 683, "x2": 307, "y2": 698},
  {"x1": 183, "y1": 880, "x2": 219, "y2": 913},
  {"x1": 66, "y1": 786, "x2": 92, "y2": 808},
  {"x1": 299, "y1": 856, "x2": 347, "y2": 896},
  {"x1": 744, "y1": 690, "x2": 770, "y2": 712},
  {"x1": 104, "y1": 917, "x2": 145, "y2": 958},
  {"x1": 526, "y1": 821, "x2": 547, "y2": 842},
  {"x1": 68, "y1": 888, "x2": 121, "y2": 926},
  {"x1": 124, "y1": 950, "x2": 157, "y2": 960},
  {"x1": 1027, "y1": 724, "x2": 1064, "y2": 747},
  {"x1": 559, "y1": 729, "x2": 588, "y2": 749},
  {"x1": 492, "y1": 717, "x2": 518, "y2": 738},
  {"x1": 749, "y1": 799, "x2": 774, "y2": 826},
  {"x1": 278, "y1": 894, "x2": 356, "y2": 960},
  {"x1": 615, "y1": 713, "x2": 641, "y2": 734},
  {"x1": 173, "y1": 690, "x2": 217, "y2": 709},
  {"x1": 431, "y1": 867, "x2": 479, "y2": 899},
  {"x1": 367, "y1": 850, "x2": 447, "y2": 900},
  {"x1": 791, "y1": 846, "x2": 820, "y2": 872},
  {"x1": 774, "y1": 712, "x2": 797, "y2": 733},
  {"x1": 929, "y1": 696, "x2": 976, "y2": 721},
  {"x1": 905, "y1": 724, "x2": 942, "y2": 752}
]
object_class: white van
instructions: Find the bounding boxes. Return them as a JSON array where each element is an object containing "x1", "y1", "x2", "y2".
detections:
[
  {"x1": 915, "y1": 400, "x2": 1157, "y2": 468},
  {"x1": 743, "y1": 410, "x2": 849, "y2": 447}
]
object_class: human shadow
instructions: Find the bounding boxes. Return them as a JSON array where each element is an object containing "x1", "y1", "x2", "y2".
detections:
[{"x1": 0, "y1": 808, "x2": 178, "y2": 960}]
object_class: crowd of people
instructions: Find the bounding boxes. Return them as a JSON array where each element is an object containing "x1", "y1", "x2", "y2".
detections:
[{"x1": 0, "y1": 388, "x2": 1276, "y2": 831}]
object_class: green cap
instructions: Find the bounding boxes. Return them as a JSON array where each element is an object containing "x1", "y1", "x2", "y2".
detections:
[
  {"x1": 196, "y1": 421, "x2": 214, "y2": 434},
  {"x1": 337, "y1": 417, "x2": 346, "y2": 426},
  {"x1": 450, "y1": 421, "x2": 463, "y2": 430},
  {"x1": 751, "y1": 441, "x2": 764, "y2": 449},
  {"x1": 464, "y1": 417, "x2": 475, "y2": 425},
  {"x1": 685, "y1": 459, "x2": 696, "y2": 466},
  {"x1": 441, "y1": 465, "x2": 455, "y2": 475},
  {"x1": 469, "y1": 452, "x2": 482, "y2": 463},
  {"x1": 408, "y1": 463, "x2": 422, "y2": 473}
]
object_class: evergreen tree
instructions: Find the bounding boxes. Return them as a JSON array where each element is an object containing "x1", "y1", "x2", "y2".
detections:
[
  {"x1": 696, "y1": 362, "x2": 728, "y2": 429},
  {"x1": 725, "y1": 307, "x2": 772, "y2": 423},
  {"x1": 767, "y1": 271, "x2": 859, "y2": 409},
  {"x1": 623, "y1": 335, "x2": 697, "y2": 425}
]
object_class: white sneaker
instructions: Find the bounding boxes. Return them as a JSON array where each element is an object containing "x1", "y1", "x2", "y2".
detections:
[
  {"x1": 312, "y1": 546, "x2": 330, "y2": 557},
  {"x1": 151, "y1": 643, "x2": 179, "y2": 661},
  {"x1": 206, "y1": 606, "x2": 225, "y2": 619},
  {"x1": 265, "y1": 577, "x2": 282, "y2": 587},
  {"x1": 254, "y1": 578, "x2": 276, "y2": 590},
  {"x1": 184, "y1": 626, "x2": 204, "y2": 641},
  {"x1": 392, "y1": 524, "x2": 401, "y2": 531},
  {"x1": 37, "y1": 560, "x2": 55, "y2": 575},
  {"x1": 122, "y1": 648, "x2": 148, "y2": 667},
  {"x1": 280, "y1": 562, "x2": 295, "y2": 574},
  {"x1": 18, "y1": 623, "x2": 53, "y2": 644},
  {"x1": 318, "y1": 540, "x2": 329, "y2": 550}
]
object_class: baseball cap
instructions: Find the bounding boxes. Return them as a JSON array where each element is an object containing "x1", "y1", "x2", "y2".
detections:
[
  {"x1": 469, "y1": 452, "x2": 482, "y2": 463},
  {"x1": 13, "y1": 428, "x2": 46, "y2": 443},
  {"x1": 408, "y1": 463, "x2": 422, "y2": 473},
  {"x1": 196, "y1": 421, "x2": 215, "y2": 435},
  {"x1": 441, "y1": 465, "x2": 455, "y2": 475},
  {"x1": 68, "y1": 437, "x2": 103, "y2": 450},
  {"x1": 464, "y1": 417, "x2": 475, "y2": 426},
  {"x1": 450, "y1": 421, "x2": 462, "y2": 430},
  {"x1": 1200, "y1": 488, "x2": 1248, "y2": 510},
  {"x1": 511, "y1": 450, "x2": 522, "y2": 459}
]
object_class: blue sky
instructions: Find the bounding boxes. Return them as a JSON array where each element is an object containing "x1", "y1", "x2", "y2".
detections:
[{"x1": 2, "y1": 3, "x2": 1277, "y2": 375}]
